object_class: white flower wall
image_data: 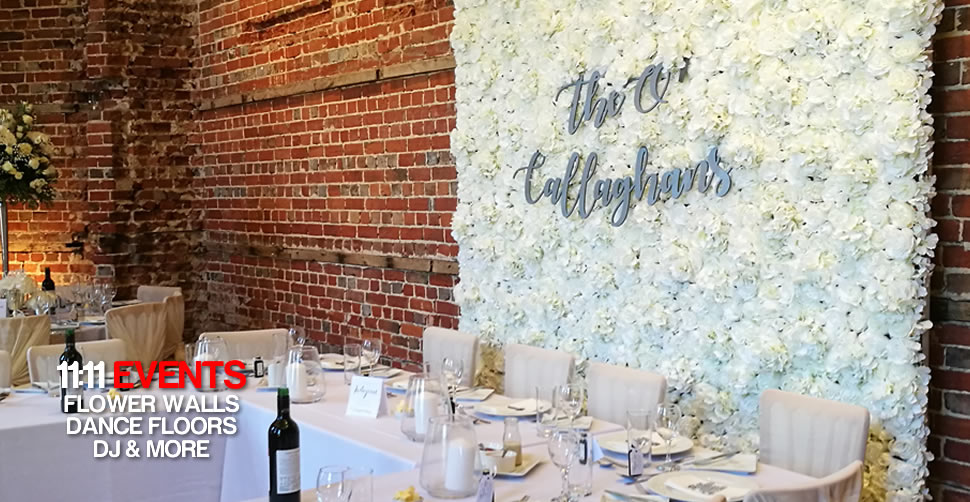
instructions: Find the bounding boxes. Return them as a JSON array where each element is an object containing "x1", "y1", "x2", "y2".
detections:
[{"x1": 450, "y1": 0, "x2": 942, "y2": 498}]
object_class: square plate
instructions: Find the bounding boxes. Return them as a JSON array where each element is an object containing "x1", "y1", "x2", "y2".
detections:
[{"x1": 495, "y1": 453, "x2": 542, "y2": 477}]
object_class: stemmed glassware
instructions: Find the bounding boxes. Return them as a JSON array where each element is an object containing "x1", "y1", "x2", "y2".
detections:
[
  {"x1": 555, "y1": 383, "x2": 586, "y2": 427},
  {"x1": 654, "y1": 403, "x2": 683, "y2": 471},
  {"x1": 316, "y1": 465, "x2": 351, "y2": 502},
  {"x1": 548, "y1": 428, "x2": 580, "y2": 502},
  {"x1": 99, "y1": 284, "x2": 116, "y2": 314},
  {"x1": 440, "y1": 357, "x2": 463, "y2": 417},
  {"x1": 360, "y1": 338, "x2": 382, "y2": 376}
]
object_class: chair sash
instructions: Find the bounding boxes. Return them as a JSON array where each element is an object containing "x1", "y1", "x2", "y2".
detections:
[
  {"x1": 760, "y1": 389, "x2": 870, "y2": 479},
  {"x1": 106, "y1": 302, "x2": 167, "y2": 367},
  {"x1": 200, "y1": 328, "x2": 290, "y2": 361},
  {"x1": 0, "y1": 315, "x2": 50, "y2": 386},
  {"x1": 587, "y1": 362, "x2": 666, "y2": 425},
  {"x1": 503, "y1": 343, "x2": 575, "y2": 399},
  {"x1": 743, "y1": 461, "x2": 863, "y2": 502},
  {"x1": 423, "y1": 327, "x2": 479, "y2": 387}
]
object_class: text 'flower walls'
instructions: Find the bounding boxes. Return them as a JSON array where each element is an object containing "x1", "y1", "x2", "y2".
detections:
[{"x1": 449, "y1": 0, "x2": 941, "y2": 499}]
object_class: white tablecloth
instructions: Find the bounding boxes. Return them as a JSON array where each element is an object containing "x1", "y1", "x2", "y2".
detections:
[{"x1": 0, "y1": 371, "x2": 816, "y2": 502}]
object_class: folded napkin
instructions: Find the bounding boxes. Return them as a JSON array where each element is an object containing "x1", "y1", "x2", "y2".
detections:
[
  {"x1": 454, "y1": 387, "x2": 494, "y2": 401},
  {"x1": 553, "y1": 415, "x2": 594, "y2": 430},
  {"x1": 664, "y1": 474, "x2": 750, "y2": 501}
]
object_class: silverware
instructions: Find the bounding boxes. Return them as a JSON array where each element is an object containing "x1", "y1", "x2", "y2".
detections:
[
  {"x1": 0, "y1": 392, "x2": 8, "y2": 403},
  {"x1": 472, "y1": 417, "x2": 492, "y2": 425},
  {"x1": 690, "y1": 450, "x2": 739, "y2": 466},
  {"x1": 507, "y1": 405, "x2": 526, "y2": 411},
  {"x1": 604, "y1": 489, "x2": 664, "y2": 502},
  {"x1": 515, "y1": 495, "x2": 530, "y2": 502}
]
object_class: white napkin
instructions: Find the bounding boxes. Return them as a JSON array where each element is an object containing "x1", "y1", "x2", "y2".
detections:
[
  {"x1": 664, "y1": 473, "x2": 750, "y2": 501},
  {"x1": 454, "y1": 387, "x2": 494, "y2": 401},
  {"x1": 553, "y1": 415, "x2": 594, "y2": 429}
]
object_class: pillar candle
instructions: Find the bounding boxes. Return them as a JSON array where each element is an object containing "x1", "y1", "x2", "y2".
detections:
[
  {"x1": 443, "y1": 436, "x2": 476, "y2": 493},
  {"x1": 286, "y1": 362, "x2": 309, "y2": 401},
  {"x1": 413, "y1": 393, "x2": 440, "y2": 436}
]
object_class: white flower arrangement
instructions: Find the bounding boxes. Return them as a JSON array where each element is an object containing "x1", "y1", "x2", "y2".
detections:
[
  {"x1": 0, "y1": 103, "x2": 57, "y2": 207},
  {"x1": 449, "y1": 0, "x2": 941, "y2": 499}
]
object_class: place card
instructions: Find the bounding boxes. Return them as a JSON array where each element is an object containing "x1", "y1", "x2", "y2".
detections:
[
  {"x1": 476, "y1": 470, "x2": 496, "y2": 502},
  {"x1": 628, "y1": 444, "x2": 644, "y2": 477},
  {"x1": 0, "y1": 299, "x2": 6, "y2": 318},
  {"x1": 345, "y1": 375, "x2": 388, "y2": 418}
]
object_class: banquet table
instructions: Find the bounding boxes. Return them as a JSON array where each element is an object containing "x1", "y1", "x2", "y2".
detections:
[{"x1": 0, "y1": 370, "x2": 816, "y2": 502}]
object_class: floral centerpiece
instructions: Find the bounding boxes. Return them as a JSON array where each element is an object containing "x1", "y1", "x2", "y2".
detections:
[
  {"x1": 0, "y1": 103, "x2": 56, "y2": 206},
  {"x1": 0, "y1": 269, "x2": 40, "y2": 314}
]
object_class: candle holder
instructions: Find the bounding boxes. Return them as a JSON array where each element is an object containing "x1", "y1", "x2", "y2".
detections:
[
  {"x1": 401, "y1": 373, "x2": 447, "y2": 442},
  {"x1": 419, "y1": 414, "x2": 480, "y2": 498}
]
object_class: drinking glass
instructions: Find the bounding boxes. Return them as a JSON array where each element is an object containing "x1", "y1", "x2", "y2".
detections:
[
  {"x1": 317, "y1": 466, "x2": 351, "y2": 502},
  {"x1": 555, "y1": 383, "x2": 586, "y2": 427},
  {"x1": 419, "y1": 414, "x2": 481, "y2": 498},
  {"x1": 536, "y1": 385, "x2": 558, "y2": 438},
  {"x1": 626, "y1": 409, "x2": 653, "y2": 460},
  {"x1": 196, "y1": 335, "x2": 229, "y2": 392},
  {"x1": 100, "y1": 284, "x2": 116, "y2": 313},
  {"x1": 32, "y1": 292, "x2": 54, "y2": 316},
  {"x1": 343, "y1": 343, "x2": 362, "y2": 385},
  {"x1": 289, "y1": 326, "x2": 307, "y2": 347},
  {"x1": 401, "y1": 373, "x2": 447, "y2": 441},
  {"x1": 360, "y1": 338, "x2": 382, "y2": 376},
  {"x1": 548, "y1": 428, "x2": 579, "y2": 502},
  {"x1": 184, "y1": 343, "x2": 196, "y2": 365},
  {"x1": 655, "y1": 403, "x2": 683, "y2": 470},
  {"x1": 347, "y1": 467, "x2": 373, "y2": 502},
  {"x1": 440, "y1": 356, "x2": 463, "y2": 415},
  {"x1": 287, "y1": 345, "x2": 326, "y2": 404}
]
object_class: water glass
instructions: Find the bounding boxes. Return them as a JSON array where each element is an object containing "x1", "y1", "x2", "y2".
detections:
[
  {"x1": 536, "y1": 385, "x2": 558, "y2": 438},
  {"x1": 196, "y1": 335, "x2": 228, "y2": 392},
  {"x1": 548, "y1": 428, "x2": 579, "y2": 502},
  {"x1": 287, "y1": 345, "x2": 326, "y2": 404},
  {"x1": 317, "y1": 465, "x2": 351, "y2": 502},
  {"x1": 361, "y1": 338, "x2": 382, "y2": 376},
  {"x1": 343, "y1": 343, "x2": 362, "y2": 385},
  {"x1": 347, "y1": 467, "x2": 373, "y2": 502},
  {"x1": 655, "y1": 403, "x2": 683, "y2": 470},
  {"x1": 569, "y1": 430, "x2": 594, "y2": 497},
  {"x1": 626, "y1": 409, "x2": 653, "y2": 458}
]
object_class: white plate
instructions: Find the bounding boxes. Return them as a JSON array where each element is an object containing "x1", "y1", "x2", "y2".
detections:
[
  {"x1": 319, "y1": 353, "x2": 380, "y2": 371},
  {"x1": 495, "y1": 453, "x2": 542, "y2": 477},
  {"x1": 79, "y1": 316, "x2": 105, "y2": 326},
  {"x1": 645, "y1": 471, "x2": 758, "y2": 502},
  {"x1": 598, "y1": 431, "x2": 694, "y2": 456},
  {"x1": 473, "y1": 399, "x2": 552, "y2": 417},
  {"x1": 455, "y1": 388, "x2": 494, "y2": 402}
]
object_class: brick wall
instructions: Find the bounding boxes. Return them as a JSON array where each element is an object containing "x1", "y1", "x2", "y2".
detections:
[
  {"x1": 930, "y1": 1, "x2": 970, "y2": 499},
  {"x1": 0, "y1": 0, "x2": 200, "y2": 330},
  {"x1": 193, "y1": 0, "x2": 459, "y2": 368}
]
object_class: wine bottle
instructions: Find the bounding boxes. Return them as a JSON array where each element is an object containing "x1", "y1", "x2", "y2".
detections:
[
  {"x1": 42, "y1": 267, "x2": 55, "y2": 291},
  {"x1": 269, "y1": 387, "x2": 300, "y2": 501},
  {"x1": 60, "y1": 329, "x2": 83, "y2": 413}
]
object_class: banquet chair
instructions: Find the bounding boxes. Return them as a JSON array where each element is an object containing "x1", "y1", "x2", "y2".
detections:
[
  {"x1": 0, "y1": 350, "x2": 10, "y2": 388},
  {"x1": 587, "y1": 362, "x2": 666, "y2": 425},
  {"x1": 0, "y1": 314, "x2": 50, "y2": 386},
  {"x1": 105, "y1": 302, "x2": 168, "y2": 367},
  {"x1": 27, "y1": 339, "x2": 129, "y2": 384},
  {"x1": 136, "y1": 285, "x2": 182, "y2": 303},
  {"x1": 422, "y1": 326, "x2": 479, "y2": 386},
  {"x1": 743, "y1": 460, "x2": 862, "y2": 502},
  {"x1": 503, "y1": 343, "x2": 575, "y2": 399},
  {"x1": 200, "y1": 328, "x2": 290, "y2": 361},
  {"x1": 760, "y1": 389, "x2": 870, "y2": 478}
]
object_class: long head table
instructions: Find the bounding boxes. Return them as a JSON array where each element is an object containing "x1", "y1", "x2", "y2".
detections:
[{"x1": 0, "y1": 370, "x2": 816, "y2": 502}]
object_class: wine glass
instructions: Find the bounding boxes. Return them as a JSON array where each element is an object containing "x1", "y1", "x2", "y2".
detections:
[
  {"x1": 555, "y1": 383, "x2": 586, "y2": 427},
  {"x1": 548, "y1": 428, "x2": 579, "y2": 502},
  {"x1": 360, "y1": 338, "x2": 382, "y2": 376},
  {"x1": 440, "y1": 357, "x2": 463, "y2": 415},
  {"x1": 100, "y1": 284, "x2": 116, "y2": 313},
  {"x1": 654, "y1": 403, "x2": 683, "y2": 470},
  {"x1": 317, "y1": 465, "x2": 351, "y2": 502}
]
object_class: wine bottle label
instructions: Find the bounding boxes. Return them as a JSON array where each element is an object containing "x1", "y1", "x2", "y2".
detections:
[{"x1": 275, "y1": 448, "x2": 300, "y2": 494}]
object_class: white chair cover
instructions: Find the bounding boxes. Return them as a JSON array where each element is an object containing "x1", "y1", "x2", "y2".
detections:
[
  {"x1": 423, "y1": 327, "x2": 479, "y2": 386},
  {"x1": 106, "y1": 302, "x2": 168, "y2": 367},
  {"x1": 163, "y1": 293, "x2": 185, "y2": 359},
  {"x1": 200, "y1": 328, "x2": 289, "y2": 361},
  {"x1": 760, "y1": 389, "x2": 870, "y2": 479},
  {"x1": 503, "y1": 343, "x2": 575, "y2": 399},
  {"x1": 587, "y1": 362, "x2": 667, "y2": 425},
  {"x1": 136, "y1": 285, "x2": 182, "y2": 303},
  {"x1": 0, "y1": 315, "x2": 50, "y2": 386},
  {"x1": 0, "y1": 350, "x2": 10, "y2": 388},
  {"x1": 743, "y1": 460, "x2": 863, "y2": 502},
  {"x1": 28, "y1": 339, "x2": 130, "y2": 384}
]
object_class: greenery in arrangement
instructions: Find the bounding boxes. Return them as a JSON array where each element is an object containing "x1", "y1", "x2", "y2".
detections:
[{"x1": 0, "y1": 103, "x2": 56, "y2": 207}]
